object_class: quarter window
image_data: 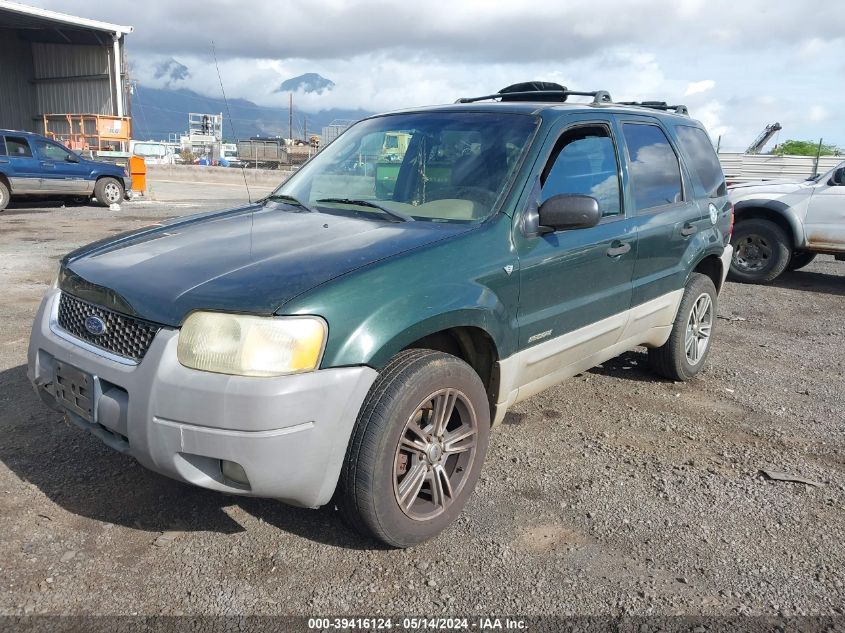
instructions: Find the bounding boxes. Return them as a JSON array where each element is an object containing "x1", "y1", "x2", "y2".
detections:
[
  {"x1": 622, "y1": 123, "x2": 683, "y2": 211},
  {"x1": 5, "y1": 137, "x2": 32, "y2": 158},
  {"x1": 541, "y1": 125, "x2": 622, "y2": 217},
  {"x1": 675, "y1": 125, "x2": 727, "y2": 198},
  {"x1": 0, "y1": 137, "x2": 6, "y2": 156}
]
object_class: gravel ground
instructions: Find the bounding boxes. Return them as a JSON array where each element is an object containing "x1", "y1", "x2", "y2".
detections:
[{"x1": 0, "y1": 191, "x2": 843, "y2": 619}]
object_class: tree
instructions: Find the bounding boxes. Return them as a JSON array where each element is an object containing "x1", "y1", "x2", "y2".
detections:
[
  {"x1": 772, "y1": 139, "x2": 842, "y2": 157},
  {"x1": 179, "y1": 149, "x2": 196, "y2": 164}
]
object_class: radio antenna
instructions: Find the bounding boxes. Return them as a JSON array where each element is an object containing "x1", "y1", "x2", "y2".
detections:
[{"x1": 211, "y1": 41, "x2": 252, "y2": 203}]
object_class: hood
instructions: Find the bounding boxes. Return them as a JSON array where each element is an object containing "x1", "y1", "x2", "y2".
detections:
[
  {"x1": 62, "y1": 203, "x2": 472, "y2": 326},
  {"x1": 86, "y1": 157, "x2": 124, "y2": 173},
  {"x1": 728, "y1": 179, "x2": 810, "y2": 195}
]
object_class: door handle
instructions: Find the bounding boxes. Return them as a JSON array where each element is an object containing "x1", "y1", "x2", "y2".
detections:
[
  {"x1": 606, "y1": 241, "x2": 631, "y2": 257},
  {"x1": 0, "y1": 159, "x2": 9, "y2": 164},
  {"x1": 40, "y1": 162, "x2": 55, "y2": 168},
  {"x1": 680, "y1": 223, "x2": 698, "y2": 237}
]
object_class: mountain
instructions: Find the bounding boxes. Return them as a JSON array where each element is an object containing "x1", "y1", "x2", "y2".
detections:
[
  {"x1": 153, "y1": 58, "x2": 190, "y2": 86},
  {"x1": 130, "y1": 85, "x2": 370, "y2": 141},
  {"x1": 278, "y1": 73, "x2": 335, "y2": 94}
]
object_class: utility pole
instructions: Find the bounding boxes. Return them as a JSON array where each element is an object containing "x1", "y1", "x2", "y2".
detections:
[{"x1": 288, "y1": 93, "x2": 293, "y2": 144}]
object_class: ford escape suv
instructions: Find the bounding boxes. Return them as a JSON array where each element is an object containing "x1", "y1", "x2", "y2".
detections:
[{"x1": 28, "y1": 83, "x2": 733, "y2": 547}]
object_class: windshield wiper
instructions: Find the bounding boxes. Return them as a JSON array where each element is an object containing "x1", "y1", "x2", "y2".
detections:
[
  {"x1": 316, "y1": 198, "x2": 414, "y2": 223},
  {"x1": 264, "y1": 193, "x2": 316, "y2": 213}
]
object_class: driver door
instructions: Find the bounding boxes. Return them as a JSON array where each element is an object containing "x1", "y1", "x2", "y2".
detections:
[
  {"x1": 805, "y1": 164, "x2": 845, "y2": 251},
  {"x1": 513, "y1": 117, "x2": 636, "y2": 386},
  {"x1": 33, "y1": 139, "x2": 90, "y2": 195}
]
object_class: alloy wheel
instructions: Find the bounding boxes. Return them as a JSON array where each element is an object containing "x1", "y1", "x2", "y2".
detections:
[
  {"x1": 393, "y1": 388, "x2": 478, "y2": 521},
  {"x1": 685, "y1": 293, "x2": 713, "y2": 365},
  {"x1": 104, "y1": 182, "x2": 121, "y2": 203}
]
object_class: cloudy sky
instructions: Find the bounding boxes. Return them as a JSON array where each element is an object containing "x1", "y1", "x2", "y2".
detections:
[{"x1": 37, "y1": 0, "x2": 845, "y2": 150}]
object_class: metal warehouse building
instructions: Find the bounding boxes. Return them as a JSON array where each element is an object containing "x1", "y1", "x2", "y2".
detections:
[{"x1": 0, "y1": 0, "x2": 132, "y2": 133}]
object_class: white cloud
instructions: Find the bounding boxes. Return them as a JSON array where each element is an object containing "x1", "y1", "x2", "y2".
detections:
[
  {"x1": 34, "y1": 0, "x2": 845, "y2": 146},
  {"x1": 685, "y1": 80, "x2": 715, "y2": 96},
  {"x1": 808, "y1": 106, "x2": 829, "y2": 123}
]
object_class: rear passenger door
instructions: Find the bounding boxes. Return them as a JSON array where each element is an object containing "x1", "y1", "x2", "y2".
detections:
[
  {"x1": 615, "y1": 116, "x2": 705, "y2": 308},
  {"x1": 2, "y1": 136, "x2": 41, "y2": 193}
]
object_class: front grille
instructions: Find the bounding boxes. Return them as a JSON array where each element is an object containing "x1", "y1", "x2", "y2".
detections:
[{"x1": 57, "y1": 293, "x2": 162, "y2": 361}]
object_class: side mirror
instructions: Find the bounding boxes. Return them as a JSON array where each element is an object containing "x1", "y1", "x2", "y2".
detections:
[
  {"x1": 830, "y1": 167, "x2": 845, "y2": 186},
  {"x1": 66, "y1": 153, "x2": 80, "y2": 163},
  {"x1": 538, "y1": 194, "x2": 601, "y2": 232}
]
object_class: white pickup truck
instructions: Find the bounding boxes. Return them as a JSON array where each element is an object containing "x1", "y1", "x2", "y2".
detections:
[{"x1": 728, "y1": 160, "x2": 845, "y2": 283}]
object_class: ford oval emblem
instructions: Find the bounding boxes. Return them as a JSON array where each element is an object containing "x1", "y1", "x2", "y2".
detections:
[{"x1": 84, "y1": 315, "x2": 107, "y2": 336}]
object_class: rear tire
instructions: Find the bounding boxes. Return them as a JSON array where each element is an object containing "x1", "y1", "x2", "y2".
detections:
[
  {"x1": 94, "y1": 177, "x2": 124, "y2": 207},
  {"x1": 0, "y1": 180, "x2": 9, "y2": 211},
  {"x1": 648, "y1": 273, "x2": 717, "y2": 381},
  {"x1": 728, "y1": 218, "x2": 791, "y2": 284},
  {"x1": 787, "y1": 251, "x2": 816, "y2": 271},
  {"x1": 336, "y1": 349, "x2": 490, "y2": 548}
]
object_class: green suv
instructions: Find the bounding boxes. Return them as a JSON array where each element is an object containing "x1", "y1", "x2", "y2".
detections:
[{"x1": 28, "y1": 83, "x2": 733, "y2": 547}]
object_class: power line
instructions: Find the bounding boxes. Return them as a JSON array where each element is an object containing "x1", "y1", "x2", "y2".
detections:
[{"x1": 212, "y1": 40, "x2": 251, "y2": 203}]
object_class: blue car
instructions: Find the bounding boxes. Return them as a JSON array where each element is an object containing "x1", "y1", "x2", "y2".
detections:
[{"x1": 0, "y1": 129, "x2": 131, "y2": 211}]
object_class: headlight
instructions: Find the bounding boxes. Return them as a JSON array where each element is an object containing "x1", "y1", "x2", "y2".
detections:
[
  {"x1": 50, "y1": 266, "x2": 61, "y2": 289},
  {"x1": 177, "y1": 312, "x2": 327, "y2": 377}
]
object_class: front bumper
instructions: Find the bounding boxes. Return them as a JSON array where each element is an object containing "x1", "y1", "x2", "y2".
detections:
[{"x1": 27, "y1": 290, "x2": 377, "y2": 507}]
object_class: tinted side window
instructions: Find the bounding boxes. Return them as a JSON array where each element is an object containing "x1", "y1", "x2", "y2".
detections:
[
  {"x1": 0, "y1": 137, "x2": 6, "y2": 156},
  {"x1": 6, "y1": 137, "x2": 32, "y2": 158},
  {"x1": 622, "y1": 123, "x2": 683, "y2": 211},
  {"x1": 34, "y1": 139, "x2": 72, "y2": 162},
  {"x1": 542, "y1": 125, "x2": 622, "y2": 217},
  {"x1": 675, "y1": 125, "x2": 727, "y2": 197}
]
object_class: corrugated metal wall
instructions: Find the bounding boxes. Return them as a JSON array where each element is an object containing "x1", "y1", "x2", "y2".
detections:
[
  {"x1": 719, "y1": 153, "x2": 843, "y2": 183},
  {"x1": 0, "y1": 32, "x2": 118, "y2": 132},
  {"x1": 0, "y1": 28, "x2": 37, "y2": 131},
  {"x1": 32, "y1": 42, "x2": 114, "y2": 117}
]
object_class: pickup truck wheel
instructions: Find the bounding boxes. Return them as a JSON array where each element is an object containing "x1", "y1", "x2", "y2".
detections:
[
  {"x1": 94, "y1": 177, "x2": 124, "y2": 206},
  {"x1": 336, "y1": 349, "x2": 490, "y2": 548},
  {"x1": 787, "y1": 251, "x2": 816, "y2": 271},
  {"x1": 728, "y1": 218, "x2": 791, "y2": 283},
  {"x1": 648, "y1": 272, "x2": 717, "y2": 381},
  {"x1": 0, "y1": 180, "x2": 9, "y2": 211}
]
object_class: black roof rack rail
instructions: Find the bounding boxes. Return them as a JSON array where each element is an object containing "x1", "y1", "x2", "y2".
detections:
[
  {"x1": 456, "y1": 88, "x2": 612, "y2": 105},
  {"x1": 617, "y1": 101, "x2": 689, "y2": 116},
  {"x1": 454, "y1": 83, "x2": 689, "y2": 115}
]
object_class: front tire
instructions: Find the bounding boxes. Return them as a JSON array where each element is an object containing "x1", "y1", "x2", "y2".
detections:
[
  {"x1": 94, "y1": 177, "x2": 124, "y2": 207},
  {"x1": 728, "y1": 218, "x2": 791, "y2": 283},
  {"x1": 0, "y1": 180, "x2": 9, "y2": 211},
  {"x1": 648, "y1": 272, "x2": 718, "y2": 381},
  {"x1": 336, "y1": 349, "x2": 490, "y2": 548},
  {"x1": 787, "y1": 251, "x2": 816, "y2": 271}
]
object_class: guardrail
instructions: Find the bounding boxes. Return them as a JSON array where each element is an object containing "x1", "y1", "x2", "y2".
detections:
[{"x1": 718, "y1": 153, "x2": 843, "y2": 183}]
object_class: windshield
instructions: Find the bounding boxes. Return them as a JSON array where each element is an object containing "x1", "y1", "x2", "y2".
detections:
[{"x1": 272, "y1": 112, "x2": 537, "y2": 223}]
